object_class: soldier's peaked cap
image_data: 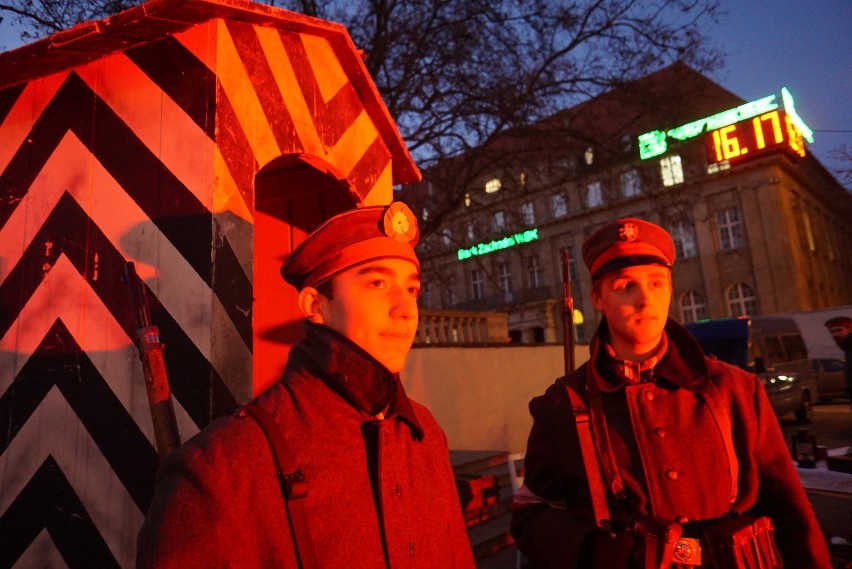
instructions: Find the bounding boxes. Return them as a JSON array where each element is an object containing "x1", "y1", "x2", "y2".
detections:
[
  {"x1": 281, "y1": 202, "x2": 420, "y2": 290},
  {"x1": 824, "y1": 316, "x2": 852, "y2": 329},
  {"x1": 582, "y1": 217, "x2": 675, "y2": 280}
]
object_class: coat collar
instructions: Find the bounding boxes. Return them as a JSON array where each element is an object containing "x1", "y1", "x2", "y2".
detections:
[
  {"x1": 288, "y1": 321, "x2": 424, "y2": 439},
  {"x1": 588, "y1": 317, "x2": 710, "y2": 394}
]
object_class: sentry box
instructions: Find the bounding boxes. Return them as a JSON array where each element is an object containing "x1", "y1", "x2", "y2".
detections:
[{"x1": 0, "y1": 1, "x2": 419, "y2": 566}]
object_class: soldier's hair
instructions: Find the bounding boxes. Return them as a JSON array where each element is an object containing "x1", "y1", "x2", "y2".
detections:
[{"x1": 316, "y1": 279, "x2": 335, "y2": 300}]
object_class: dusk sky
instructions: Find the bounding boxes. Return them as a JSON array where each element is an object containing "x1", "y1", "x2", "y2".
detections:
[{"x1": 1, "y1": 1, "x2": 849, "y2": 186}]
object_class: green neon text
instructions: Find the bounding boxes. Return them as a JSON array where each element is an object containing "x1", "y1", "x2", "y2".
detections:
[{"x1": 458, "y1": 228, "x2": 539, "y2": 260}]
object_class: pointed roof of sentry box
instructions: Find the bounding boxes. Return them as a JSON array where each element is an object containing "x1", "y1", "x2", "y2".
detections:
[{"x1": 0, "y1": 0, "x2": 420, "y2": 184}]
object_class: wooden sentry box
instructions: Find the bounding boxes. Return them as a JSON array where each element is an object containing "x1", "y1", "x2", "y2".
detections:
[{"x1": 0, "y1": 1, "x2": 419, "y2": 565}]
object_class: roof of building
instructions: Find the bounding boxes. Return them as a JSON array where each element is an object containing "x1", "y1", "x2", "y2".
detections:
[{"x1": 0, "y1": 0, "x2": 419, "y2": 183}]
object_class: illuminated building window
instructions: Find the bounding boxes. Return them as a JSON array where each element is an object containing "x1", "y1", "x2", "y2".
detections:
[
  {"x1": 586, "y1": 181, "x2": 603, "y2": 208},
  {"x1": 464, "y1": 192, "x2": 471, "y2": 207},
  {"x1": 620, "y1": 170, "x2": 641, "y2": 197},
  {"x1": 717, "y1": 207, "x2": 744, "y2": 250},
  {"x1": 421, "y1": 207, "x2": 429, "y2": 221},
  {"x1": 441, "y1": 229, "x2": 453, "y2": 247},
  {"x1": 471, "y1": 269, "x2": 485, "y2": 300},
  {"x1": 660, "y1": 155, "x2": 684, "y2": 186},
  {"x1": 680, "y1": 290, "x2": 708, "y2": 323},
  {"x1": 551, "y1": 192, "x2": 568, "y2": 218},
  {"x1": 560, "y1": 247, "x2": 578, "y2": 282},
  {"x1": 727, "y1": 283, "x2": 758, "y2": 317},
  {"x1": 492, "y1": 210, "x2": 506, "y2": 233},
  {"x1": 466, "y1": 220, "x2": 476, "y2": 241},
  {"x1": 671, "y1": 221, "x2": 697, "y2": 259},
  {"x1": 498, "y1": 262, "x2": 513, "y2": 302},
  {"x1": 707, "y1": 161, "x2": 731, "y2": 175},
  {"x1": 528, "y1": 254, "x2": 545, "y2": 289},
  {"x1": 584, "y1": 147, "x2": 594, "y2": 165},
  {"x1": 521, "y1": 201, "x2": 536, "y2": 225},
  {"x1": 485, "y1": 178, "x2": 502, "y2": 194}
]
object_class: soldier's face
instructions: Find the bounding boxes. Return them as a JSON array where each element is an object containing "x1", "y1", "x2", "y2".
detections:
[
  {"x1": 828, "y1": 325, "x2": 849, "y2": 346},
  {"x1": 316, "y1": 258, "x2": 420, "y2": 373},
  {"x1": 591, "y1": 265, "x2": 672, "y2": 359}
]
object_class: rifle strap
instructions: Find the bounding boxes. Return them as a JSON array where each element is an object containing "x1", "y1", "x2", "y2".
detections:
[
  {"x1": 562, "y1": 376, "x2": 614, "y2": 532},
  {"x1": 240, "y1": 403, "x2": 319, "y2": 569}
]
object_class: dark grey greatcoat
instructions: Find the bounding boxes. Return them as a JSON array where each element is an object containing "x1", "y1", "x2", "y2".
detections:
[
  {"x1": 137, "y1": 322, "x2": 475, "y2": 568},
  {"x1": 511, "y1": 318, "x2": 831, "y2": 569}
]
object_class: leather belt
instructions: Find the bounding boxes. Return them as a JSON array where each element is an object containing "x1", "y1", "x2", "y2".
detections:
[{"x1": 672, "y1": 536, "x2": 704, "y2": 566}]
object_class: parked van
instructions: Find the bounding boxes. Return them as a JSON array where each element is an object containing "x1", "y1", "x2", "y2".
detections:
[{"x1": 684, "y1": 316, "x2": 816, "y2": 423}]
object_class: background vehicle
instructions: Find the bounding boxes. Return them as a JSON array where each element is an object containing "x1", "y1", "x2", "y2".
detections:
[
  {"x1": 685, "y1": 316, "x2": 817, "y2": 423},
  {"x1": 811, "y1": 358, "x2": 848, "y2": 402}
]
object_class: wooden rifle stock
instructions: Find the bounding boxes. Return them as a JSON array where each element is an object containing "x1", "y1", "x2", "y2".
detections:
[
  {"x1": 124, "y1": 262, "x2": 181, "y2": 458},
  {"x1": 561, "y1": 249, "x2": 575, "y2": 373}
]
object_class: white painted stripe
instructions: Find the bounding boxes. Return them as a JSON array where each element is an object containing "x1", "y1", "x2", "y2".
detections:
[
  {"x1": 0, "y1": 387, "x2": 142, "y2": 569},
  {"x1": 0, "y1": 255, "x2": 200, "y2": 445},
  {"x1": 0, "y1": 133, "x2": 250, "y2": 400},
  {"x1": 74, "y1": 53, "x2": 224, "y2": 217},
  {"x1": 12, "y1": 529, "x2": 67, "y2": 569}
]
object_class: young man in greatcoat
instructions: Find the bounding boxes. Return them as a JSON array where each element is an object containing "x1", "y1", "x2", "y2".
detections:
[
  {"x1": 510, "y1": 217, "x2": 831, "y2": 568},
  {"x1": 137, "y1": 203, "x2": 475, "y2": 568}
]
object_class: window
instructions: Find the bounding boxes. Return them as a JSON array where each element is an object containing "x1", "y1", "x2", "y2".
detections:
[
  {"x1": 679, "y1": 291, "x2": 708, "y2": 323},
  {"x1": 464, "y1": 192, "x2": 471, "y2": 207},
  {"x1": 586, "y1": 181, "x2": 603, "y2": 208},
  {"x1": 620, "y1": 170, "x2": 641, "y2": 197},
  {"x1": 466, "y1": 221, "x2": 475, "y2": 241},
  {"x1": 445, "y1": 284, "x2": 457, "y2": 307},
  {"x1": 802, "y1": 211, "x2": 815, "y2": 252},
  {"x1": 660, "y1": 155, "x2": 684, "y2": 186},
  {"x1": 498, "y1": 262, "x2": 513, "y2": 302},
  {"x1": 727, "y1": 283, "x2": 757, "y2": 317},
  {"x1": 521, "y1": 201, "x2": 536, "y2": 226},
  {"x1": 717, "y1": 207, "x2": 744, "y2": 250},
  {"x1": 491, "y1": 210, "x2": 505, "y2": 233},
  {"x1": 420, "y1": 281, "x2": 431, "y2": 308},
  {"x1": 485, "y1": 178, "x2": 502, "y2": 194},
  {"x1": 441, "y1": 229, "x2": 453, "y2": 247},
  {"x1": 528, "y1": 254, "x2": 544, "y2": 289},
  {"x1": 671, "y1": 221, "x2": 697, "y2": 259},
  {"x1": 471, "y1": 269, "x2": 485, "y2": 300},
  {"x1": 551, "y1": 193, "x2": 567, "y2": 218}
]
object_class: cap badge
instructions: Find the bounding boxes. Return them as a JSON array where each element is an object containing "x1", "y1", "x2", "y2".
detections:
[
  {"x1": 618, "y1": 222, "x2": 638, "y2": 242},
  {"x1": 382, "y1": 202, "x2": 418, "y2": 243}
]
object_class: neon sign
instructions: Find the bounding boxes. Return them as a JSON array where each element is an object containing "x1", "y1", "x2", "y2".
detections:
[
  {"x1": 638, "y1": 88, "x2": 813, "y2": 160},
  {"x1": 707, "y1": 110, "x2": 805, "y2": 164},
  {"x1": 458, "y1": 228, "x2": 539, "y2": 261}
]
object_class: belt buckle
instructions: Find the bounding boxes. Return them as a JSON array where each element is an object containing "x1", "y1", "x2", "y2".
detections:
[{"x1": 672, "y1": 536, "x2": 702, "y2": 566}]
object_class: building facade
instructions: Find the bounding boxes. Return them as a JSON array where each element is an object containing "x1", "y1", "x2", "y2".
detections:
[{"x1": 404, "y1": 64, "x2": 852, "y2": 344}]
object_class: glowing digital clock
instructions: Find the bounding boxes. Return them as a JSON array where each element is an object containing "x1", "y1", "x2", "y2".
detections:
[{"x1": 706, "y1": 109, "x2": 806, "y2": 165}]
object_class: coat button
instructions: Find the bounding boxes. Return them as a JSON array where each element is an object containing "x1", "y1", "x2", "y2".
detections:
[
  {"x1": 643, "y1": 390, "x2": 655, "y2": 401},
  {"x1": 665, "y1": 469, "x2": 678, "y2": 480},
  {"x1": 409, "y1": 542, "x2": 415, "y2": 557},
  {"x1": 395, "y1": 484, "x2": 403, "y2": 497},
  {"x1": 653, "y1": 427, "x2": 666, "y2": 438}
]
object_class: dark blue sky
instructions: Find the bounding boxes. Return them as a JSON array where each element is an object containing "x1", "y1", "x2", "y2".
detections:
[
  {"x1": 707, "y1": 0, "x2": 851, "y2": 183},
  {"x1": 1, "y1": 1, "x2": 849, "y2": 183}
]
